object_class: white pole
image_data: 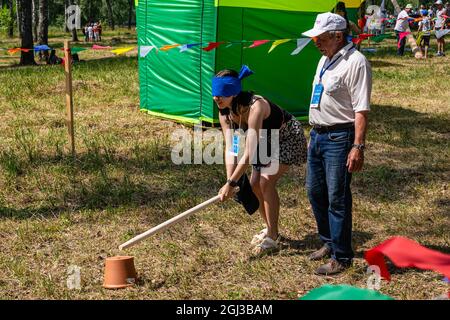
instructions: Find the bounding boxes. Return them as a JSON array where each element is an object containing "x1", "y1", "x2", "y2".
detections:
[{"x1": 119, "y1": 195, "x2": 222, "y2": 250}]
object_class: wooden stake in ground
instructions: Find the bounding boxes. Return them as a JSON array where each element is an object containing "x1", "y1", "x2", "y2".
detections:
[
  {"x1": 64, "y1": 40, "x2": 75, "y2": 156},
  {"x1": 390, "y1": 0, "x2": 423, "y2": 59}
]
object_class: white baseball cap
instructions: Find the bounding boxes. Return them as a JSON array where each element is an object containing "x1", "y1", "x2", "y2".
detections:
[
  {"x1": 435, "y1": 0, "x2": 443, "y2": 4},
  {"x1": 302, "y1": 12, "x2": 347, "y2": 38},
  {"x1": 405, "y1": 4, "x2": 413, "y2": 9}
]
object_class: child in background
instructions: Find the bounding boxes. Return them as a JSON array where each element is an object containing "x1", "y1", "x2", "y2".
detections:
[{"x1": 418, "y1": 14, "x2": 433, "y2": 58}]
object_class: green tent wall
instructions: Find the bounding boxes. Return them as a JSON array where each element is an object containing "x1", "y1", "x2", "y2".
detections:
[{"x1": 137, "y1": 0, "x2": 363, "y2": 124}]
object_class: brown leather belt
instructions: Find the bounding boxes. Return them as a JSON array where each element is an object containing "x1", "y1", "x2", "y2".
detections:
[{"x1": 312, "y1": 123, "x2": 354, "y2": 134}]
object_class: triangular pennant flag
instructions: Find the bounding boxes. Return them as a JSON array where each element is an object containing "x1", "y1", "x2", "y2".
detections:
[
  {"x1": 268, "y1": 39, "x2": 291, "y2": 53},
  {"x1": 435, "y1": 29, "x2": 450, "y2": 39},
  {"x1": 34, "y1": 45, "x2": 51, "y2": 51},
  {"x1": 139, "y1": 45, "x2": 155, "y2": 57},
  {"x1": 92, "y1": 44, "x2": 112, "y2": 50},
  {"x1": 20, "y1": 48, "x2": 31, "y2": 52},
  {"x1": 179, "y1": 43, "x2": 200, "y2": 52},
  {"x1": 202, "y1": 42, "x2": 223, "y2": 51},
  {"x1": 248, "y1": 40, "x2": 270, "y2": 48},
  {"x1": 160, "y1": 44, "x2": 181, "y2": 51},
  {"x1": 71, "y1": 47, "x2": 88, "y2": 54},
  {"x1": 352, "y1": 37, "x2": 363, "y2": 45},
  {"x1": 371, "y1": 33, "x2": 391, "y2": 43},
  {"x1": 111, "y1": 46, "x2": 135, "y2": 55},
  {"x1": 7, "y1": 48, "x2": 21, "y2": 55},
  {"x1": 358, "y1": 33, "x2": 375, "y2": 40},
  {"x1": 291, "y1": 38, "x2": 311, "y2": 55}
]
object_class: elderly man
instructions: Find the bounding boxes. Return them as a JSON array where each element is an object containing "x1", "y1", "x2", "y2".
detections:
[
  {"x1": 302, "y1": 13, "x2": 372, "y2": 275},
  {"x1": 394, "y1": 4, "x2": 414, "y2": 56}
]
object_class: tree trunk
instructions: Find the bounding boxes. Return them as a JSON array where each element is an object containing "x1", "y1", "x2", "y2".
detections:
[
  {"x1": 390, "y1": 0, "x2": 423, "y2": 58},
  {"x1": 16, "y1": 0, "x2": 22, "y2": 38},
  {"x1": 37, "y1": 0, "x2": 48, "y2": 44},
  {"x1": 8, "y1": 0, "x2": 14, "y2": 37},
  {"x1": 32, "y1": 0, "x2": 39, "y2": 42},
  {"x1": 128, "y1": 0, "x2": 133, "y2": 29},
  {"x1": 105, "y1": 0, "x2": 114, "y2": 30},
  {"x1": 19, "y1": 0, "x2": 35, "y2": 65}
]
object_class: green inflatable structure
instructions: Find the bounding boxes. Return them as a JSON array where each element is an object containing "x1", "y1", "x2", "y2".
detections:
[{"x1": 136, "y1": 0, "x2": 363, "y2": 125}]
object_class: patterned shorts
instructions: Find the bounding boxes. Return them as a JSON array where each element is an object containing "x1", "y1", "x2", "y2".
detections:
[{"x1": 253, "y1": 119, "x2": 307, "y2": 170}]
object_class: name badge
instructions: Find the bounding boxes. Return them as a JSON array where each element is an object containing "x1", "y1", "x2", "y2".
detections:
[
  {"x1": 310, "y1": 83, "x2": 323, "y2": 109},
  {"x1": 229, "y1": 133, "x2": 240, "y2": 156}
]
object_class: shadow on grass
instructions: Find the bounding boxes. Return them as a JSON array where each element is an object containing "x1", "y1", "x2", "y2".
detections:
[
  {"x1": 278, "y1": 231, "x2": 373, "y2": 257},
  {"x1": 369, "y1": 60, "x2": 403, "y2": 68},
  {"x1": 0, "y1": 149, "x2": 223, "y2": 220},
  {"x1": 353, "y1": 104, "x2": 449, "y2": 203}
]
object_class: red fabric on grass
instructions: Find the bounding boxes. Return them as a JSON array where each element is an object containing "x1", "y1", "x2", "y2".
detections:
[{"x1": 365, "y1": 236, "x2": 450, "y2": 281}]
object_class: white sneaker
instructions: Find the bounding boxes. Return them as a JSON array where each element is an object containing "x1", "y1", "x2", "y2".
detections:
[
  {"x1": 252, "y1": 236, "x2": 280, "y2": 256},
  {"x1": 250, "y1": 228, "x2": 268, "y2": 246}
]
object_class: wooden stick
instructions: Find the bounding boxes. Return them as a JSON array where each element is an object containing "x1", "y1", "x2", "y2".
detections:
[
  {"x1": 119, "y1": 195, "x2": 222, "y2": 250},
  {"x1": 64, "y1": 40, "x2": 75, "y2": 157}
]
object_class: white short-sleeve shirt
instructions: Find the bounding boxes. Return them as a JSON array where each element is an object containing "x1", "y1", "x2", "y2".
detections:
[
  {"x1": 435, "y1": 8, "x2": 446, "y2": 28},
  {"x1": 394, "y1": 10, "x2": 410, "y2": 32},
  {"x1": 309, "y1": 42, "x2": 372, "y2": 126}
]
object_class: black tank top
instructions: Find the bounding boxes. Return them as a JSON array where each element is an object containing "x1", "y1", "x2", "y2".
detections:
[{"x1": 251, "y1": 95, "x2": 293, "y2": 129}]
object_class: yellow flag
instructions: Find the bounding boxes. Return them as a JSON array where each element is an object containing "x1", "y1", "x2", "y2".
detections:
[
  {"x1": 268, "y1": 39, "x2": 291, "y2": 53},
  {"x1": 111, "y1": 47, "x2": 135, "y2": 55},
  {"x1": 160, "y1": 44, "x2": 181, "y2": 51}
]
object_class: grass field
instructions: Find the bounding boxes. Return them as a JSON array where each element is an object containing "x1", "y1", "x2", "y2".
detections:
[{"x1": 0, "y1": 30, "x2": 449, "y2": 300}]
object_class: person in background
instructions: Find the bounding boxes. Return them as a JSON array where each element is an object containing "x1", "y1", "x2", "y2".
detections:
[
  {"x1": 394, "y1": 3, "x2": 413, "y2": 56},
  {"x1": 435, "y1": 0, "x2": 447, "y2": 57},
  {"x1": 93, "y1": 23, "x2": 99, "y2": 42},
  {"x1": 88, "y1": 24, "x2": 94, "y2": 42},
  {"x1": 47, "y1": 49, "x2": 62, "y2": 65},
  {"x1": 98, "y1": 21, "x2": 103, "y2": 41},
  {"x1": 335, "y1": 2, "x2": 362, "y2": 37},
  {"x1": 418, "y1": 11, "x2": 433, "y2": 58}
]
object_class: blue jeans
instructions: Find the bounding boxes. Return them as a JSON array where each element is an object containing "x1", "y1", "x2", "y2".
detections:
[{"x1": 306, "y1": 128, "x2": 355, "y2": 264}]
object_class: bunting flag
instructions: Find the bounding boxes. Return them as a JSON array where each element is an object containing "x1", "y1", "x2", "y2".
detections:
[
  {"x1": 398, "y1": 32, "x2": 410, "y2": 48},
  {"x1": 34, "y1": 45, "x2": 51, "y2": 52},
  {"x1": 179, "y1": 43, "x2": 200, "y2": 52},
  {"x1": 160, "y1": 44, "x2": 181, "y2": 51},
  {"x1": 365, "y1": 236, "x2": 450, "y2": 282},
  {"x1": 268, "y1": 39, "x2": 291, "y2": 53},
  {"x1": 202, "y1": 42, "x2": 223, "y2": 51},
  {"x1": 352, "y1": 37, "x2": 363, "y2": 45},
  {"x1": 92, "y1": 44, "x2": 112, "y2": 50},
  {"x1": 299, "y1": 285, "x2": 394, "y2": 300},
  {"x1": 248, "y1": 40, "x2": 270, "y2": 48},
  {"x1": 371, "y1": 33, "x2": 393, "y2": 43},
  {"x1": 111, "y1": 46, "x2": 136, "y2": 55},
  {"x1": 70, "y1": 47, "x2": 88, "y2": 54},
  {"x1": 436, "y1": 29, "x2": 450, "y2": 39},
  {"x1": 7, "y1": 48, "x2": 21, "y2": 55},
  {"x1": 359, "y1": 33, "x2": 375, "y2": 40},
  {"x1": 139, "y1": 45, "x2": 156, "y2": 57},
  {"x1": 291, "y1": 38, "x2": 311, "y2": 55}
]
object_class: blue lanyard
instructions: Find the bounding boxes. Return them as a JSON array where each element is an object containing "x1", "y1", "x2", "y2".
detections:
[{"x1": 319, "y1": 45, "x2": 356, "y2": 82}]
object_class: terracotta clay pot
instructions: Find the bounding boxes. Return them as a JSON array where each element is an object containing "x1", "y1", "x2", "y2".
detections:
[{"x1": 103, "y1": 256, "x2": 137, "y2": 289}]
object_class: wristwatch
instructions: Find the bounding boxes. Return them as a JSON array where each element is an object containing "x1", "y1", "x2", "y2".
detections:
[
  {"x1": 227, "y1": 179, "x2": 239, "y2": 187},
  {"x1": 352, "y1": 143, "x2": 365, "y2": 151}
]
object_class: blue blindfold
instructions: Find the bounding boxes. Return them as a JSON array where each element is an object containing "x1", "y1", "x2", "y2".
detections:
[{"x1": 212, "y1": 65, "x2": 254, "y2": 97}]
